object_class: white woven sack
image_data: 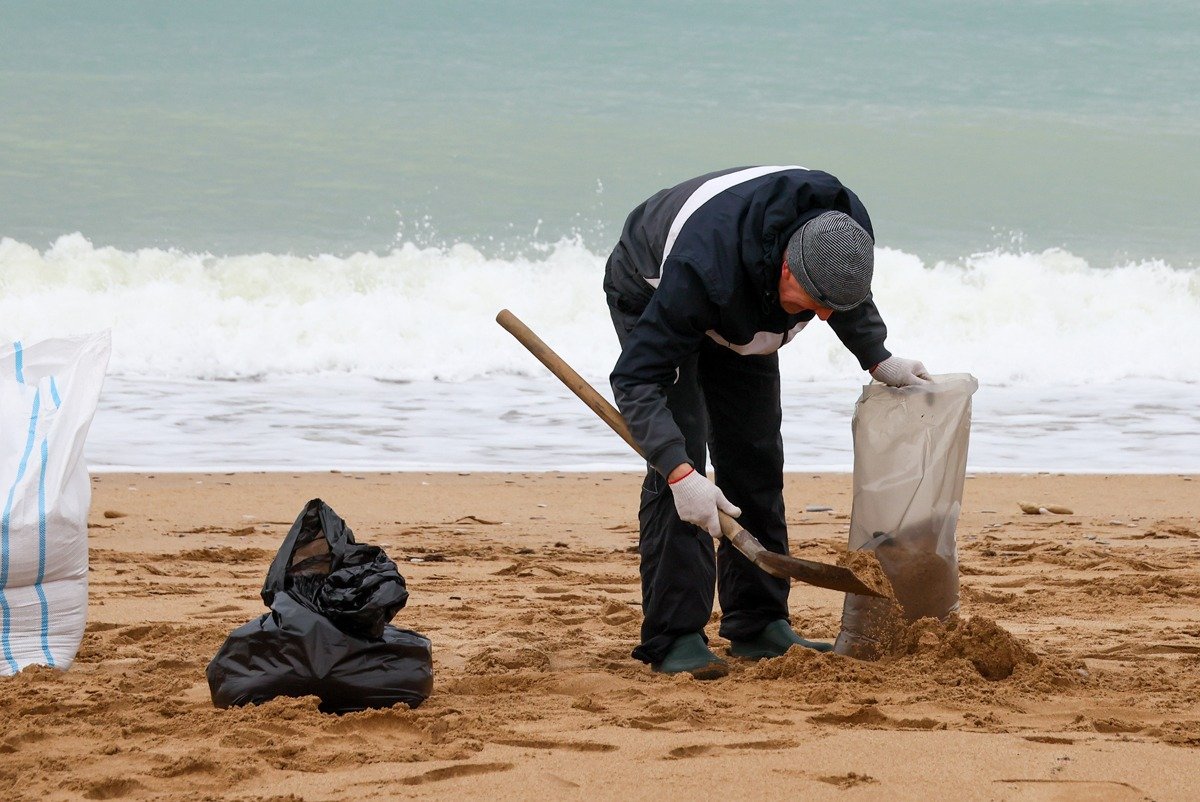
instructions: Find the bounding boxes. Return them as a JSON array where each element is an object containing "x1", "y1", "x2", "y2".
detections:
[{"x1": 0, "y1": 332, "x2": 110, "y2": 675}]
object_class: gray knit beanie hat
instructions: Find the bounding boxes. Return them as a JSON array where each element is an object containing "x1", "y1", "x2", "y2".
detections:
[{"x1": 784, "y1": 211, "x2": 875, "y2": 311}]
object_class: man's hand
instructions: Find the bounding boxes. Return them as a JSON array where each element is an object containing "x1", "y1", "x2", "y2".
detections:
[
  {"x1": 668, "y1": 467, "x2": 741, "y2": 539},
  {"x1": 870, "y1": 356, "x2": 931, "y2": 387}
]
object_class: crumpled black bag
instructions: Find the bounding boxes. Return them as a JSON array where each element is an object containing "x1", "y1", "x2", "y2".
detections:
[{"x1": 206, "y1": 498, "x2": 433, "y2": 713}]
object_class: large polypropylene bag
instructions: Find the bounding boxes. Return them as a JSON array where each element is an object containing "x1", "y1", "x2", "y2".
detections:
[
  {"x1": 834, "y1": 373, "x2": 978, "y2": 658},
  {"x1": 0, "y1": 332, "x2": 111, "y2": 675},
  {"x1": 207, "y1": 498, "x2": 433, "y2": 713}
]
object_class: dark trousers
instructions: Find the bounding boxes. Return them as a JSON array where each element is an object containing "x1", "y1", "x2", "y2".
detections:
[{"x1": 610, "y1": 308, "x2": 791, "y2": 665}]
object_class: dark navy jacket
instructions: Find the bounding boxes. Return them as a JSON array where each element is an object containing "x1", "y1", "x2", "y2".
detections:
[{"x1": 604, "y1": 166, "x2": 892, "y2": 477}]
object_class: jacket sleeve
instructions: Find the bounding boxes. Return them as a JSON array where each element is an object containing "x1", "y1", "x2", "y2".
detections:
[
  {"x1": 609, "y1": 258, "x2": 717, "y2": 477},
  {"x1": 825, "y1": 186, "x2": 889, "y2": 370},
  {"x1": 827, "y1": 294, "x2": 891, "y2": 370}
]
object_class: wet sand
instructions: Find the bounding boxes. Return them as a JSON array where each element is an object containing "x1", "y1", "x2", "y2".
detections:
[{"x1": 2, "y1": 471, "x2": 1198, "y2": 800}]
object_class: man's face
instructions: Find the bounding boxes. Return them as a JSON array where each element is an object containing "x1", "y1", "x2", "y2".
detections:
[{"x1": 779, "y1": 261, "x2": 834, "y2": 319}]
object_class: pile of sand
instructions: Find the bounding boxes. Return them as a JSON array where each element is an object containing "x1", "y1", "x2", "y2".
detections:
[
  {"x1": 837, "y1": 550, "x2": 894, "y2": 599},
  {"x1": 750, "y1": 613, "x2": 1070, "y2": 690},
  {"x1": 898, "y1": 615, "x2": 1035, "y2": 680},
  {"x1": 837, "y1": 549, "x2": 1062, "y2": 681}
]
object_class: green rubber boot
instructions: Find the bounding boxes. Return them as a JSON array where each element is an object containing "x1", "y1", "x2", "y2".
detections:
[
  {"x1": 729, "y1": 620, "x2": 834, "y2": 659},
  {"x1": 651, "y1": 633, "x2": 729, "y2": 680}
]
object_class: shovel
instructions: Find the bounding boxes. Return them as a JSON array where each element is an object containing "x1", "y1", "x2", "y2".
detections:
[{"x1": 496, "y1": 309, "x2": 886, "y2": 599}]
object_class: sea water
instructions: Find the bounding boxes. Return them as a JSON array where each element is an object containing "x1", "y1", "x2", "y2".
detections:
[{"x1": 1, "y1": 3, "x2": 1197, "y2": 472}]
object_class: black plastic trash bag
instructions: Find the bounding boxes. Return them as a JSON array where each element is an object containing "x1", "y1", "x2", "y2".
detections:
[{"x1": 206, "y1": 498, "x2": 433, "y2": 713}]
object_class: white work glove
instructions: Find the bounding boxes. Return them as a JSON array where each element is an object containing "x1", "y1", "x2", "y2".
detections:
[
  {"x1": 669, "y1": 468, "x2": 741, "y2": 539},
  {"x1": 870, "y1": 356, "x2": 931, "y2": 387}
]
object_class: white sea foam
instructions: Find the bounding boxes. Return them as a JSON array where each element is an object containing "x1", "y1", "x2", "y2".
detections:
[
  {"x1": 1, "y1": 233, "x2": 1197, "y2": 387},
  {"x1": 3, "y1": 234, "x2": 1197, "y2": 471}
]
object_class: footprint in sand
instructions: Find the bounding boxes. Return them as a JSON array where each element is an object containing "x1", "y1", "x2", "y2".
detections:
[
  {"x1": 464, "y1": 646, "x2": 552, "y2": 673},
  {"x1": 493, "y1": 737, "x2": 617, "y2": 753},
  {"x1": 993, "y1": 779, "x2": 1145, "y2": 800},
  {"x1": 81, "y1": 777, "x2": 144, "y2": 799},
  {"x1": 0, "y1": 728, "x2": 48, "y2": 752},
  {"x1": 113, "y1": 623, "x2": 177, "y2": 643},
  {"x1": 810, "y1": 705, "x2": 944, "y2": 731},
  {"x1": 599, "y1": 599, "x2": 639, "y2": 625},
  {"x1": 666, "y1": 739, "x2": 799, "y2": 759},
  {"x1": 1022, "y1": 735, "x2": 1077, "y2": 745},
  {"x1": 818, "y1": 773, "x2": 878, "y2": 789},
  {"x1": 1090, "y1": 718, "x2": 1145, "y2": 734},
  {"x1": 178, "y1": 545, "x2": 265, "y2": 562},
  {"x1": 726, "y1": 739, "x2": 799, "y2": 750},
  {"x1": 666, "y1": 744, "x2": 720, "y2": 759},
  {"x1": 148, "y1": 753, "x2": 220, "y2": 779},
  {"x1": 397, "y1": 762, "x2": 513, "y2": 786}
]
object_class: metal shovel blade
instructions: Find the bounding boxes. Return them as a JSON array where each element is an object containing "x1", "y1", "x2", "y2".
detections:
[{"x1": 722, "y1": 519, "x2": 888, "y2": 598}]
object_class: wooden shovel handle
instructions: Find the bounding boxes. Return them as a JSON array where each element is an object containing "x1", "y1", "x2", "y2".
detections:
[
  {"x1": 497, "y1": 308, "x2": 742, "y2": 536},
  {"x1": 496, "y1": 308, "x2": 644, "y2": 458}
]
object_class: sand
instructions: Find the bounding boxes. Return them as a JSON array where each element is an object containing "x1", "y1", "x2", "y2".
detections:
[
  {"x1": 835, "y1": 545, "x2": 963, "y2": 659},
  {"x1": 2, "y1": 471, "x2": 1199, "y2": 800}
]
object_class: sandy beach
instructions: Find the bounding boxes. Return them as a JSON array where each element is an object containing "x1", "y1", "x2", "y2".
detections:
[
  {"x1": 0, "y1": 471, "x2": 1197, "y2": 800},
  {"x1": 6, "y1": 4, "x2": 1199, "y2": 801}
]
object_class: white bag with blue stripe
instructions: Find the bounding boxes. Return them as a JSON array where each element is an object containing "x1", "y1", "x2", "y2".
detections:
[{"x1": 0, "y1": 332, "x2": 110, "y2": 675}]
